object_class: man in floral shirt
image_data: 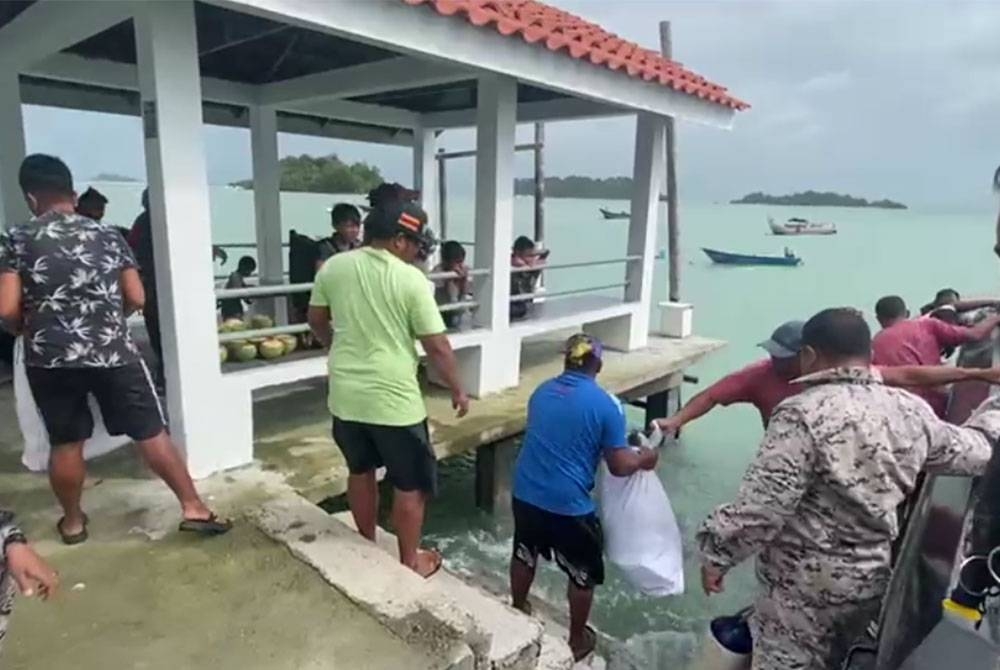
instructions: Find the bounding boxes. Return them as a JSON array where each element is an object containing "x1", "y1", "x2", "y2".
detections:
[
  {"x1": 0, "y1": 509, "x2": 58, "y2": 657},
  {"x1": 0, "y1": 154, "x2": 230, "y2": 544}
]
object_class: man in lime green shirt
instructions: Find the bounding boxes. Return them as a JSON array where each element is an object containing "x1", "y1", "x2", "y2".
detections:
[{"x1": 308, "y1": 200, "x2": 468, "y2": 578}]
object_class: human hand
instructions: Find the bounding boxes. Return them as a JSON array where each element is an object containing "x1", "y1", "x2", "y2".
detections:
[
  {"x1": 6, "y1": 543, "x2": 58, "y2": 600},
  {"x1": 651, "y1": 417, "x2": 681, "y2": 435},
  {"x1": 453, "y1": 390, "x2": 470, "y2": 418},
  {"x1": 455, "y1": 263, "x2": 469, "y2": 279},
  {"x1": 701, "y1": 563, "x2": 725, "y2": 596},
  {"x1": 639, "y1": 447, "x2": 658, "y2": 471},
  {"x1": 973, "y1": 367, "x2": 1000, "y2": 384}
]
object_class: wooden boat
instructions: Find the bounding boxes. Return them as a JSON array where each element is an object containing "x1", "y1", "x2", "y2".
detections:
[
  {"x1": 767, "y1": 216, "x2": 836, "y2": 236},
  {"x1": 599, "y1": 207, "x2": 629, "y2": 220},
  {"x1": 702, "y1": 247, "x2": 802, "y2": 267}
]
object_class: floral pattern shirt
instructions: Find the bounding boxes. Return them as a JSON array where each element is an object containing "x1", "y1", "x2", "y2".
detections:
[{"x1": 0, "y1": 211, "x2": 141, "y2": 368}]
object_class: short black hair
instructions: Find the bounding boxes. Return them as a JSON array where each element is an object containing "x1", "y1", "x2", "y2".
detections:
[
  {"x1": 237, "y1": 255, "x2": 257, "y2": 273},
  {"x1": 513, "y1": 236, "x2": 536, "y2": 253},
  {"x1": 802, "y1": 308, "x2": 871, "y2": 359},
  {"x1": 19, "y1": 154, "x2": 74, "y2": 198},
  {"x1": 367, "y1": 182, "x2": 418, "y2": 208},
  {"x1": 875, "y1": 295, "x2": 907, "y2": 322},
  {"x1": 78, "y1": 187, "x2": 108, "y2": 207},
  {"x1": 934, "y1": 288, "x2": 960, "y2": 306},
  {"x1": 331, "y1": 203, "x2": 361, "y2": 227},
  {"x1": 441, "y1": 240, "x2": 466, "y2": 265}
]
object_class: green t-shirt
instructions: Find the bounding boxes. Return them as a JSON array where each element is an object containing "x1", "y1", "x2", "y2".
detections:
[{"x1": 309, "y1": 247, "x2": 445, "y2": 426}]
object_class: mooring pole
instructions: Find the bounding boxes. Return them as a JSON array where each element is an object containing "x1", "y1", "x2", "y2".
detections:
[
  {"x1": 660, "y1": 21, "x2": 680, "y2": 302},
  {"x1": 533, "y1": 122, "x2": 545, "y2": 245},
  {"x1": 437, "y1": 147, "x2": 448, "y2": 241}
]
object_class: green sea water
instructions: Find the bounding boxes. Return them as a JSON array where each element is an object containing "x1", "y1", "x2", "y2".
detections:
[{"x1": 92, "y1": 182, "x2": 1000, "y2": 662}]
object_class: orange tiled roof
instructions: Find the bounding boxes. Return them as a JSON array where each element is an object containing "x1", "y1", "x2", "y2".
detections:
[{"x1": 402, "y1": 0, "x2": 749, "y2": 111}]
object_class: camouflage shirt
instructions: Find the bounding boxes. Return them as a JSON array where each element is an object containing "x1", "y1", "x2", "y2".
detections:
[{"x1": 698, "y1": 367, "x2": 1000, "y2": 604}]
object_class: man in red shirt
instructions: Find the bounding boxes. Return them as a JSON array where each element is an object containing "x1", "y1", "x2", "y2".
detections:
[
  {"x1": 872, "y1": 295, "x2": 1000, "y2": 417},
  {"x1": 653, "y1": 319, "x2": 1000, "y2": 433}
]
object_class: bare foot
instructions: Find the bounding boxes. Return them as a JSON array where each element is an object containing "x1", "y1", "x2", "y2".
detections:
[
  {"x1": 569, "y1": 626, "x2": 597, "y2": 662},
  {"x1": 513, "y1": 599, "x2": 532, "y2": 615},
  {"x1": 407, "y1": 548, "x2": 443, "y2": 579}
]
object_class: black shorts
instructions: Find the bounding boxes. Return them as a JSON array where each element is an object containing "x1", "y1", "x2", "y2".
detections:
[
  {"x1": 26, "y1": 362, "x2": 166, "y2": 446},
  {"x1": 512, "y1": 497, "x2": 605, "y2": 589},
  {"x1": 332, "y1": 417, "x2": 437, "y2": 495}
]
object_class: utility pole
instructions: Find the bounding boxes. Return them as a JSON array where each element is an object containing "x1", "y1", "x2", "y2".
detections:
[{"x1": 660, "y1": 21, "x2": 680, "y2": 301}]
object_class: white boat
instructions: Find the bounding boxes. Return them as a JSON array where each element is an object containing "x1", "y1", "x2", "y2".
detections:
[{"x1": 767, "y1": 216, "x2": 837, "y2": 236}]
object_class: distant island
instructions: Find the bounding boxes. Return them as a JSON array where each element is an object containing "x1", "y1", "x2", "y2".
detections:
[
  {"x1": 514, "y1": 176, "x2": 636, "y2": 200},
  {"x1": 731, "y1": 191, "x2": 907, "y2": 209},
  {"x1": 90, "y1": 172, "x2": 140, "y2": 183},
  {"x1": 230, "y1": 154, "x2": 383, "y2": 194}
]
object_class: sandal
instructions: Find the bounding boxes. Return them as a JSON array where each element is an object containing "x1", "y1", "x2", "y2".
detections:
[
  {"x1": 570, "y1": 625, "x2": 597, "y2": 662},
  {"x1": 179, "y1": 513, "x2": 233, "y2": 536},
  {"x1": 57, "y1": 514, "x2": 89, "y2": 546}
]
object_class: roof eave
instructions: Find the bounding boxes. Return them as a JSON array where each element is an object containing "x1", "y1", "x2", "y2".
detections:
[{"x1": 208, "y1": 0, "x2": 739, "y2": 129}]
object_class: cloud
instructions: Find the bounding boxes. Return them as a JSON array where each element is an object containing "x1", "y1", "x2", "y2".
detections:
[{"x1": 801, "y1": 70, "x2": 853, "y2": 94}]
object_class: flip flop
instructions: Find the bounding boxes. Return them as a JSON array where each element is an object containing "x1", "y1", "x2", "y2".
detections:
[
  {"x1": 57, "y1": 514, "x2": 88, "y2": 546},
  {"x1": 570, "y1": 625, "x2": 597, "y2": 662},
  {"x1": 178, "y1": 513, "x2": 233, "y2": 536}
]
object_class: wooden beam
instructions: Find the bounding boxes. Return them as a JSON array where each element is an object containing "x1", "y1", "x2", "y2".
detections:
[
  {"x1": 0, "y1": 0, "x2": 134, "y2": 69},
  {"x1": 661, "y1": 21, "x2": 681, "y2": 302},
  {"x1": 257, "y1": 56, "x2": 472, "y2": 105}
]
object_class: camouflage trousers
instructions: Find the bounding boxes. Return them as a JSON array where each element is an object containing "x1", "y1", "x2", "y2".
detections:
[
  {"x1": 749, "y1": 583, "x2": 881, "y2": 670},
  {"x1": 0, "y1": 566, "x2": 12, "y2": 657}
]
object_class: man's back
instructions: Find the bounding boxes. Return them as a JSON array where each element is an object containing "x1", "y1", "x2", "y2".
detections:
[
  {"x1": 513, "y1": 372, "x2": 626, "y2": 517},
  {"x1": 706, "y1": 358, "x2": 799, "y2": 426},
  {"x1": 721, "y1": 368, "x2": 993, "y2": 602},
  {"x1": 873, "y1": 318, "x2": 972, "y2": 367},
  {"x1": 0, "y1": 211, "x2": 140, "y2": 368},
  {"x1": 311, "y1": 247, "x2": 444, "y2": 426}
]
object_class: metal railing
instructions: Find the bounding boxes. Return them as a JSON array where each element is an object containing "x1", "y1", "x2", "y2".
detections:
[
  {"x1": 218, "y1": 323, "x2": 311, "y2": 343},
  {"x1": 510, "y1": 282, "x2": 629, "y2": 303},
  {"x1": 509, "y1": 255, "x2": 642, "y2": 275}
]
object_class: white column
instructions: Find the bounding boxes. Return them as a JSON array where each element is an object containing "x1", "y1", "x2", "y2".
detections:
[
  {"x1": 0, "y1": 69, "x2": 27, "y2": 228},
  {"x1": 468, "y1": 75, "x2": 520, "y2": 394},
  {"x1": 472, "y1": 75, "x2": 516, "y2": 332},
  {"x1": 135, "y1": 0, "x2": 251, "y2": 477},
  {"x1": 250, "y1": 105, "x2": 286, "y2": 325},
  {"x1": 623, "y1": 112, "x2": 666, "y2": 346},
  {"x1": 412, "y1": 124, "x2": 438, "y2": 234}
]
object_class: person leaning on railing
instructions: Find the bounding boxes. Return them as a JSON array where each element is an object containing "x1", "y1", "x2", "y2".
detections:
[
  {"x1": 433, "y1": 241, "x2": 471, "y2": 329},
  {"x1": 510, "y1": 236, "x2": 549, "y2": 320}
]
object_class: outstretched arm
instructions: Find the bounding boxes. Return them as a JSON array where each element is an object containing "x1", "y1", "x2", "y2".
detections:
[
  {"x1": 652, "y1": 388, "x2": 718, "y2": 433},
  {"x1": 881, "y1": 365, "x2": 1000, "y2": 388}
]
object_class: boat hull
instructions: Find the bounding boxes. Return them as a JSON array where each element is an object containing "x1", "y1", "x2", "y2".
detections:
[
  {"x1": 702, "y1": 247, "x2": 801, "y2": 267},
  {"x1": 767, "y1": 218, "x2": 836, "y2": 235}
]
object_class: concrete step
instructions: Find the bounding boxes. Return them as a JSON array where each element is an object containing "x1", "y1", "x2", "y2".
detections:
[
  {"x1": 333, "y1": 511, "x2": 550, "y2": 670},
  {"x1": 251, "y1": 492, "x2": 485, "y2": 670}
]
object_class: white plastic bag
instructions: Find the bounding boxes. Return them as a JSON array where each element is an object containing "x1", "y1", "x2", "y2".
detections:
[
  {"x1": 14, "y1": 337, "x2": 130, "y2": 472},
  {"x1": 599, "y1": 456, "x2": 685, "y2": 596}
]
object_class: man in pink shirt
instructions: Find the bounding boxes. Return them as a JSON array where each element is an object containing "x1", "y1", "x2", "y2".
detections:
[
  {"x1": 653, "y1": 319, "x2": 1000, "y2": 432},
  {"x1": 872, "y1": 295, "x2": 1000, "y2": 417}
]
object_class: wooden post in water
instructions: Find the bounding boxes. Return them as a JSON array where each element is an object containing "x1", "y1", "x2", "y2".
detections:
[
  {"x1": 660, "y1": 21, "x2": 680, "y2": 302},
  {"x1": 437, "y1": 147, "x2": 448, "y2": 241},
  {"x1": 533, "y1": 122, "x2": 545, "y2": 244}
]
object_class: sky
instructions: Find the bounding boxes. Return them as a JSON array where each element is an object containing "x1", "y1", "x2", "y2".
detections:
[{"x1": 21, "y1": 0, "x2": 1000, "y2": 212}]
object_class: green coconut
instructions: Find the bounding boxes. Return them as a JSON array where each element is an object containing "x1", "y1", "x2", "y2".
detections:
[
  {"x1": 219, "y1": 345, "x2": 228, "y2": 364},
  {"x1": 233, "y1": 343, "x2": 259, "y2": 362},
  {"x1": 219, "y1": 318, "x2": 246, "y2": 333},
  {"x1": 249, "y1": 314, "x2": 274, "y2": 330},
  {"x1": 277, "y1": 334, "x2": 298, "y2": 354},
  {"x1": 258, "y1": 339, "x2": 285, "y2": 360}
]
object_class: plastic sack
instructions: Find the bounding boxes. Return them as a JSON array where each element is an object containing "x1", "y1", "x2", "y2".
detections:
[
  {"x1": 14, "y1": 337, "x2": 130, "y2": 472},
  {"x1": 599, "y1": 454, "x2": 685, "y2": 596}
]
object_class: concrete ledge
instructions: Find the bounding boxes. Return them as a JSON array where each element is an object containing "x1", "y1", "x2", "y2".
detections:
[
  {"x1": 333, "y1": 512, "x2": 549, "y2": 670},
  {"x1": 250, "y1": 492, "x2": 487, "y2": 668}
]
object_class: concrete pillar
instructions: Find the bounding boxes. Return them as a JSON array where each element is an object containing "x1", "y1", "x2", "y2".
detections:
[
  {"x1": 412, "y1": 124, "x2": 439, "y2": 236},
  {"x1": 595, "y1": 112, "x2": 665, "y2": 351},
  {"x1": 0, "y1": 70, "x2": 27, "y2": 228},
  {"x1": 135, "y1": 0, "x2": 251, "y2": 477},
  {"x1": 470, "y1": 75, "x2": 520, "y2": 394},
  {"x1": 249, "y1": 105, "x2": 286, "y2": 325},
  {"x1": 475, "y1": 440, "x2": 518, "y2": 514}
]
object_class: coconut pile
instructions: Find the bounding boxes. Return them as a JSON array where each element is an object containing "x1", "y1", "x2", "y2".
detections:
[{"x1": 218, "y1": 315, "x2": 300, "y2": 364}]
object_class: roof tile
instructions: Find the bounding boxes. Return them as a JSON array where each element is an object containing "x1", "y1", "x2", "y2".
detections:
[{"x1": 402, "y1": 0, "x2": 749, "y2": 110}]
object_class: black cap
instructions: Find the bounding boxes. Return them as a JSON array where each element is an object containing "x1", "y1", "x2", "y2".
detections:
[{"x1": 758, "y1": 320, "x2": 805, "y2": 359}]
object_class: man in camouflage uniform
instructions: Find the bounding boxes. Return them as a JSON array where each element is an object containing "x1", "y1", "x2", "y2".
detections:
[
  {"x1": 0, "y1": 509, "x2": 58, "y2": 657},
  {"x1": 697, "y1": 308, "x2": 1000, "y2": 669}
]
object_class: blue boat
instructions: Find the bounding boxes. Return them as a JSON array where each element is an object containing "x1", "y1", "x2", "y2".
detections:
[{"x1": 702, "y1": 247, "x2": 802, "y2": 267}]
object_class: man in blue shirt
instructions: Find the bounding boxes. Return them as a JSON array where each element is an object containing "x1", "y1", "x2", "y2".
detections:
[{"x1": 510, "y1": 333, "x2": 658, "y2": 661}]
